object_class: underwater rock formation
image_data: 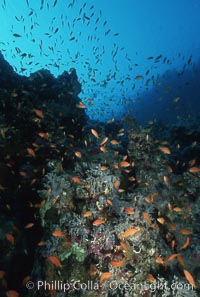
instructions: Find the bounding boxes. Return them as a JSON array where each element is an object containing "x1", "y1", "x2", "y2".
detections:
[{"x1": 0, "y1": 51, "x2": 87, "y2": 296}]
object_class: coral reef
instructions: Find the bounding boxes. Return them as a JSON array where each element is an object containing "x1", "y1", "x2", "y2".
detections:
[{"x1": 0, "y1": 52, "x2": 200, "y2": 297}]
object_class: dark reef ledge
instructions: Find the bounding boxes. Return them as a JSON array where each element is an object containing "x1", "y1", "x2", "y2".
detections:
[{"x1": 0, "y1": 51, "x2": 85, "y2": 115}]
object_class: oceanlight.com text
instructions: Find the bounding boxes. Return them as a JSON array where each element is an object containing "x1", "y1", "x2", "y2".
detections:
[{"x1": 25, "y1": 279, "x2": 194, "y2": 293}]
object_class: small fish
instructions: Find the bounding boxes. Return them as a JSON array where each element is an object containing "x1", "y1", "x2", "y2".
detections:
[
  {"x1": 159, "y1": 146, "x2": 171, "y2": 154},
  {"x1": 173, "y1": 97, "x2": 180, "y2": 103},
  {"x1": 143, "y1": 212, "x2": 152, "y2": 224},
  {"x1": 105, "y1": 29, "x2": 111, "y2": 36},
  {"x1": 99, "y1": 146, "x2": 107, "y2": 153},
  {"x1": 119, "y1": 161, "x2": 130, "y2": 167},
  {"x1": 6, "y1": 233, "x2": 15, "y2": 245},
  {"x1": 106, "y1": 199, "x2": 112, "y2": 206},
  {"x1": 120, "y1": 241, "x2": 128, "y2": 252},
  {"x1": 24, "y1": 223, "x2": 34, "y2": 229},
  {"x1": 155, "y1": 257, "x2": 165, "y2": 265},
  {"x1": 34, "y1": 109, "x2": 44, "y2": 118},
  {"x1": 124, "y1": 207, "x2": 135, "y2": 215},
  {"x1": 74, "y1": 151, "x2": 82, "y2": 158},
  {"x1": 180, "y1": 236, "x2": 190, "y2": 250},
  {"x1": 145, "y1": 191, "x2": 157, "y2": 203},
  {"x1": 167, "y1": 253, "x2": 178, "y2": 261},
  {"x1": 27, "y1": 148, "x2": 36, "y2": 157},
  {"x1": 52, "y1": 230, "x2": 64, "y2": 237},
  {"x1": 110, "y1": 259, "x2": 126, "y2": 267},
  {"x1": 168, "y1": 202, "x2": 173, "y2": 210},
  {"x1": 100, "y1": 165, "x2": 108, "y2": 171},
  {"x1": 183, "y1": 269, "x2": 196, "y2": 288},
  {"x1": 71, "y1": 176, "x2": 81, "y2": 184},
  {"x1": 128, "y1": 176, "x2": 136, "y2": 182},
  {"x1": 167, "y1": 222, "x2": 176, "y2": 230},
  {"x1": 53, "y1": 0, "x2": 57, "y2": 7},
  {"x1": 189, "y1": 166, "x2": 200, "y2": 173},
  {"x1": 83, "y1": 211, "x2": 93, "y2": 217},
  {"x1": 87, "y1": 268, "x2": 98, "y2": 276},
  {"x1": 177, "y1": 254, "x2": 184, "y2": 267},
  {"x1": 22, "y1": 275, "x2": 31, "y2": 285},
  {"x1": 135, "y1": 75, "x2": 144, "y2": 80},
  {"x1": 147, "y1": 274, "x2": 156, "y2": 283},
  {"x1": 13, "y1": 33, "x2": 22, "y2": 37},
  {"x1": 100, "y1": 137, "x2": 108, "y2": 145},
  {"x1": 91, "y1": 129, "x2": 99, "y2": 138},
  {"x1": 118, "y1": 188, "x2": 125, "y2": 193},
  {"x1": 120, "y1": 227, "x2": 140, "y2": 239},
  {"x1": 38, "y1": 132, "x2": 48, "y2": 138},
  {"x1": 180, "y1": 229, "x2": 192, "y2": 235},
  {"x1": 189, "y1": 159, "x2": 196, "y2": 167},
  {"x1": 110, "y1": 139, "x2": 119, "y2": 145},
  {"x1": 171, "y1": 239, "x2": 176, "y2": 250},
  {"x1": 157, "y1": 217, "x2": 165, "y2": 224},
  {"x1": 37, "y1": 241, "x2": 46, "y2": 246},
  {"x1": 173, "y1": 207, "x2": 182, "y2": 212},
  {"x1": 99, "y1": 272, "x2": 112, "y2": 284},
  {"x1": 92, "y1": 219, "x2": 105, "y2": 226},
  {"x1": 167, "y1": 165, "x2": 173, "y2": 173},
  {"x1": 76, "y1": 101, "x2": 85, "y2": 108},
  {"x1": 163, "y1": 176, "x2": 169, "y2": 186},
  {"x1": 6, "y1": 290, "x2": 19, "y2": 297},
  {"x1": 48, "y1": 256, "x2": 62, "y2": 268},
  {"x1": 113, "y1": 180, "x2": 120, "y2": 189}
]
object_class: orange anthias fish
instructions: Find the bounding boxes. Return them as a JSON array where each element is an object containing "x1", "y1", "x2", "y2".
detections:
[
  {"x1": 113, "y1": 179, "x2": 120, "y2": 189},
  {"x1": 157, "y1": 217, "x2": 165, "y2": 224},
  {"x1": 159, "y1": 146, "x2": 171, "y2": 154},
  {"x1": 71, "y1": 176, "x2": 81, "y2": 184},
  {"x1": 120, "y1": 227, "x2": 140, "y2": 239},
  {"x1": 27, "y1": 147, "x2": 36, "y2": 157},
  {"x1": 183, "y1": 269, "x2": 196, "y2": 288},
  {"x1": 34, "y1": 108, "x2": 44, "y2": 118},
  {"x1": 100, "y1": 137, "x2": 108, "y2": 145},
  {"x1": 189, "y1": 166, "x2": 200, "y2": 173},
  {"x1": 38, "y1": 132, "x2": 48, "y2": 138},
  {"x1": 143, "y1": 212, "x2": 152, "y2": 224},
  {"x1": 180, "y1": 236, "x2": 190, "y2": 250},
  {"x1": 146, "y1": 274, "x2": 156, "y2": 283},
  {"x1": 74, "y1": 151, "x2": 82, "y2": 158},
  {"x1": 6, "y1": 233, "x2": 15, "y2": 245},
  {"x1": 99, "y1": 272, "x2": 112, "y2": 284},
  {"x1": 124, "y1": 207, "x2": 135, "y2": 215},
  {"x1": 48, "y1": 256, "x2": 62, "y2": 268},
  {"x1": 6, "y1": 290, "x2": 19, "y2": 297},
  {"x1": 92, "y1": 219, "x2": 105, "y2": 226},
  {"x1": 52, "y1": 229, "x2": 65, "y2": 237},
  {"x1": 110, "y1": 258, "x2": 126, "y2": 267},
  {"x1": 76, "y1": 101, "x2": 85, "y2": 109},
  {"x1": 91, "y1": 129, "x2": 99, "y2": 138},
  {"x1": 119, "y1": 161, "x2": 130, "y2": 167},
  {"x1": 24, "y1": 223, "x2": 34, "y2": 229},
  {"x1": 180, "y1": 229, "x2": 192, "y2": 235},
  {"x1": 83, "y1": 211, "x2": 93, "y2": 217},
  {"x1": 110, "y1": 139, "x2": 119, "y2": 145},
  {"x1": 167, "y1": 253, "x2": 178, "y2": 262},
  {"x1": 155, "y1": 257, "x2": 166, "y2": 266}
]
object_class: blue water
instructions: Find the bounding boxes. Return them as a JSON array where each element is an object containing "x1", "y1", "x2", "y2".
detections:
[{"x1": 0, "y1": 0, "x2": 200, "y2": 123}]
